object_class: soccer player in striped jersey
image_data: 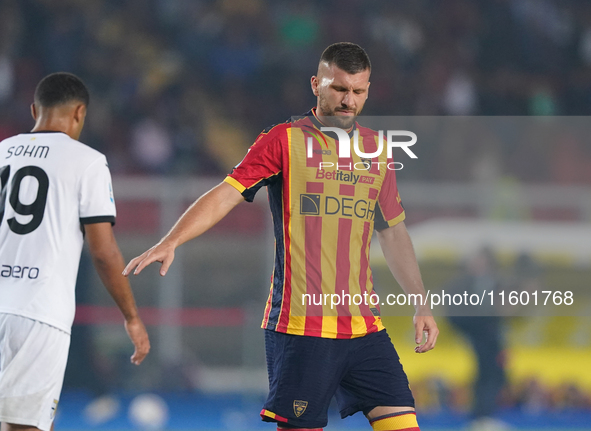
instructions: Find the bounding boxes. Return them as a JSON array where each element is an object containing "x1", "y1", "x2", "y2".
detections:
[
  {"x1": 0, "y1": 73, "x2": 150, "y2": 431},
  {"x1": 125, "y1": 42, "x2": 438, "y2": 431}
]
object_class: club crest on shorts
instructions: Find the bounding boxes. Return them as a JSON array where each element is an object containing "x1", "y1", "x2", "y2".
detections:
[{"x1": 293, "y1": 400, "x2": 308, "y2": 417}]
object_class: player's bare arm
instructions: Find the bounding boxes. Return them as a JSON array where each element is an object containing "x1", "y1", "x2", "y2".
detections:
[
  {"x1": 123, "y1": 181, "x2": 244, "y2": 277},
  {"x1": 85, "y1": 222, "x2": 150, "y2": 365},
  {"x1": 376, "y1": 221, "x2": 439, "y2": 353}
]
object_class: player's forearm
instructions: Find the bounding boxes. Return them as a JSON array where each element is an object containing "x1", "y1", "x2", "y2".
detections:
[
  {"x1": 158, "y1": 182, "x2": 243, "y2": 250},
  {"x1": 85, "y1": 223, "x2": 141, "y2": 321},
  {"x1": 376, "y1": 222, "x2": 430, "y2": 313},
  {"x1": 92, "y1": 249, "x2": 140, "y2": 321}
]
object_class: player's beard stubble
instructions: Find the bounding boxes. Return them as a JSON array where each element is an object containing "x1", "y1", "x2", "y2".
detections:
[{"x1": 317, "y1": 96, "x2": 361, "y2": 130}]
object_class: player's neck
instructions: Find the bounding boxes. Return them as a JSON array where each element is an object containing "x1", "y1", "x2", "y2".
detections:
[{"x1": 31, "y1": 117, "x2": 77, "y2": 140}]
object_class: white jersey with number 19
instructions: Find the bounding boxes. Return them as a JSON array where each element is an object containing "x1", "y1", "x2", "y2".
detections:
[{"x1": 0, "y1": 131, "x2": 116, "y2": 334}]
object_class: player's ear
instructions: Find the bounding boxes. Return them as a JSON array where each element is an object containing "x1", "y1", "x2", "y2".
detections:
[
  {"x1": 31, "y1": 103, "x2": 38, "y2": 121},
  {"x1": 311, "y1": 76, "x2": 319, "y2": 96},
  {"x1": 73, "y1": 103, "x2": 87, "y2": 123}
]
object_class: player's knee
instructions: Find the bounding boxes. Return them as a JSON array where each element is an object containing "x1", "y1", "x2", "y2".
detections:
[{"x1": 369, "y1": 411, "x2": 419, "y2": 431}]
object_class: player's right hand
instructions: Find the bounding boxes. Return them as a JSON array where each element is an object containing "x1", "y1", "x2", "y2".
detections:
[
  {"x1": 125, "y1": 316, "x2": 150, "y2": 365},
  {"x1": 413, "y1": 314, "x2": 439, "y2": 353},
  {"x1": 122, "y1": 242, "x2": 176, "y2": 277}
]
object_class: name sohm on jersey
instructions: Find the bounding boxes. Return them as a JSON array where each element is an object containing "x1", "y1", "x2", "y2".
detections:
[
  {"x1": 1, "y1": 264, "x2": 40, "y2": 279},
  {"x1": 5, "y1": 145, "x2": 50, "y2": 159}
]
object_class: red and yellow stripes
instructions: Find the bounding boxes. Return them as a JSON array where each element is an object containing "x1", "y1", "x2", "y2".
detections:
[
  {"x1": 228, "y1": 112, "x2": 403, "y2": 339},
  {"x1": 335, "y1": 217, "x2": 353, "y2": 338},
  {"x1": 277, "y1": 125, "x2": 293, "y2": 331},
  {"x1": 370, "y1": 412, "x2": 420, "y2": 431},
  {"x1": 260, "y1": 409, "x2": 288, "y2": 423}
]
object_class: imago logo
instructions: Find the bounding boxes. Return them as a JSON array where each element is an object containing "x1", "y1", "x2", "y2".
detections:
[{"x1": 306, "y1": 127, "x2": 417, "y2": 170}]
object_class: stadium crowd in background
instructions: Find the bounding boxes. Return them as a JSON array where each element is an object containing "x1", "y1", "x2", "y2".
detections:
[
  {"x1": 1, "y1": 0, "x2": 591, "y2": 182},
  {"x1": 1, "y1": 0, "x2": 590, "y2": 422}
]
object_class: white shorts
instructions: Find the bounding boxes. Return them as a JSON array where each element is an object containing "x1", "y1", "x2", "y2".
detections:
[{"x1": 0, "y1": 313, "x2": 70, "y2": 431}]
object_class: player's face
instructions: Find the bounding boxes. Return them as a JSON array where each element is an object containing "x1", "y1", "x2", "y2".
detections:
[{"x1": 312, "y1": 62, "x2": 370, "y2": 129}]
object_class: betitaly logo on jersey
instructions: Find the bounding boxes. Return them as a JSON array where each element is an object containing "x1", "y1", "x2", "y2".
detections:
[
  {"x1": 293, "y1": 400, "x2": 308, "y2": 417},
  {"x1": 314, "y1": 168, "x2": 373, "y2": 184}
]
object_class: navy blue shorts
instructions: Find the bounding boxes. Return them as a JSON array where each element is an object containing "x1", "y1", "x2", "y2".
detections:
[{"x1": 260, "y1": 329, "x2": 414, "y2": 429}]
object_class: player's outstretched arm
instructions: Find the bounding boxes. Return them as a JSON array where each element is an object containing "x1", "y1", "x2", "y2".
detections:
[
  {"x1": 376, "y1": 221, "x2": 439, "y2": 353},
  {"x1": 85, "y1": 222, "x2": 150, "y2": 365},
  {"x1": 123, "y1": 181, "x2": 244, "y2": 277}
]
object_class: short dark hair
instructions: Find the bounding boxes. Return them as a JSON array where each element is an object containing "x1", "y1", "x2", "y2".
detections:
[
  {"x1": 319, "y1": 42, "x2": 371, "y2": 74},
  {"x1": 34, "y1": 72, "x2": 90, "y2": 108}
]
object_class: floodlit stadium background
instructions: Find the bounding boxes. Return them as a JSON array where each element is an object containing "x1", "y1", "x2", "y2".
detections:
[{"x1": 1, "y1": 0, "x2": 591, "y2": 429}]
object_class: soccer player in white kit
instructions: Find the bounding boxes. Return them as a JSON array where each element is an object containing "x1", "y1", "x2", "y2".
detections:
[{"x1": 0, "y1": 73, "x2": 150, "y2": 431}]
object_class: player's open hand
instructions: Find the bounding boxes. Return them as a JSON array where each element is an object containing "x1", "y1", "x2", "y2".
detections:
[
  {"x1": 122, "y1": 242, "x2": 176, "y2": 277},
  {"x1": 413, "y1": 313, "x2": 439, "y2": 353},
  {"x1": 125, "y1": 316, "x2": 150, "y2": 365}
]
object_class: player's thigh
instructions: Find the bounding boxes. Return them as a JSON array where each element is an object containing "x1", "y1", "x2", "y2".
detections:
[
  {"x1": 336, "y1": 330, "x2": 415, "y2": 419},
  {"x1": 262, "y1": 330, "x2": 349, "y2": 429},
  {"x1": 0, "y1": 313, "x2": 70, "y2": 431}
]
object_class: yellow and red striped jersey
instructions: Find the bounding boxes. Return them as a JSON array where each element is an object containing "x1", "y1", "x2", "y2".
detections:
[{"x1": 224, "y1": 108, "x2": 405, "y2": 339}]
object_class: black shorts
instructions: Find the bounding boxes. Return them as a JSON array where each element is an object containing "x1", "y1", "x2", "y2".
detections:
[{"x1": 260, "y1": 329, "x2": 415, "y2": 429}]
